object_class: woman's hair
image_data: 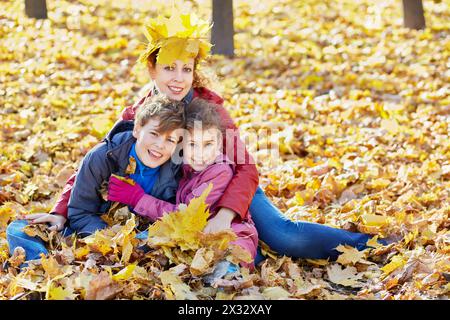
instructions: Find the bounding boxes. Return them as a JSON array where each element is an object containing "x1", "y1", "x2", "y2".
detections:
[
  {"x1": 135, "y1": 95, "x2": 186, "y2": 133},
  {"x1": 184, "y1": 98, "x2": 223, "y2": 134},
  {"x1": 146, "y1": 49, "x2": 212, "y2": 89}
]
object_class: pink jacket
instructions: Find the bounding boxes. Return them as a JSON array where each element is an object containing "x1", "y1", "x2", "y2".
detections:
[{"x1": 134, "y1": 155, "x2": 259, "y2": 268}]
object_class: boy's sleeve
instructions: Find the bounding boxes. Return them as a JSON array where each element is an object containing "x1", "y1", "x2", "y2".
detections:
[{"x1": 67, "y1": 144, "x2": 111, "y2": 237}]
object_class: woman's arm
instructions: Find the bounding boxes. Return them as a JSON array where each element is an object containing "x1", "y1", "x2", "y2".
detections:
[{"x1": 214, "y1": 105, "x2": 260, "y2": 220}]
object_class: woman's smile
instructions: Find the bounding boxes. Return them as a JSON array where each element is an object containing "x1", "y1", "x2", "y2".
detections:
[{"x1": 168, "y1": 85, "x2": 184, "y2": 94}]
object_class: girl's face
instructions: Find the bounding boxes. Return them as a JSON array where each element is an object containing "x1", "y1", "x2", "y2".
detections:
[
  {"x1": 183, "y1": 127, "x2": 222, "y2": 171},
  {"x1": 149, "y1": 59, "x2": 195, "y2": 101},
  {"x1": 133, "y1": 118, "x2": 183, "y2": 168}
]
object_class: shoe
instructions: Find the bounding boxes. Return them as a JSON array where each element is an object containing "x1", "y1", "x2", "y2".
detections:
[{"x1": 203, "y1": 260, "x2": 238, "y2": 285}]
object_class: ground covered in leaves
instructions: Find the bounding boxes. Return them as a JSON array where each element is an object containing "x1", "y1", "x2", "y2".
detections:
[{"x1": 0, "y1": 0, "x2": 449, "y2": 300}]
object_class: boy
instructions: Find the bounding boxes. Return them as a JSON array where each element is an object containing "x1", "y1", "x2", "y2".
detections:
[{"x1": 7, "y1": 95, "x2": 186, "y2": 260}]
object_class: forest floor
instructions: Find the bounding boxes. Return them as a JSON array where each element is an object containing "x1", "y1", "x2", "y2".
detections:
[{"x1": 0, "y1": 0, "x2": 449, "y2": 300}]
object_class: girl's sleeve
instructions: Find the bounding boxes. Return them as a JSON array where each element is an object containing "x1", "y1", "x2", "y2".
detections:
[
  {"x1": 214, "y1": 106, "x2": 259, "y2": 220},
  {"x1": 134, "y1": 166, "x2": 233, "y2": 221}
]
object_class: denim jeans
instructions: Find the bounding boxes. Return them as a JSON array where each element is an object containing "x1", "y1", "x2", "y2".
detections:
[
  {"x1": 6, "y1": 220, "x2": 149, "y2": 262},
  {"x1": 6, "y1": 220, "x2": 76, "y2": 262},
  {"x1": 250, "y1": 187, "x2": 379, "y2": 263}
]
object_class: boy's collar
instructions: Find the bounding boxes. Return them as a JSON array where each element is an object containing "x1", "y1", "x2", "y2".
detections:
[{"x1": 130, "y1": 143, "x2": 160, "y2": 174}]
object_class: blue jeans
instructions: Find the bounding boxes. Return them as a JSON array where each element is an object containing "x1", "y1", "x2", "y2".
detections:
[
  {"x1": 250, "y1": 187, "x2": 379, "y2": 264},
  {"x1": 6, "y1": 220, "x2": 149, "y2": 262},
  {"x1": 6, "y1": 220, "x2": 76, "y2": 262}
]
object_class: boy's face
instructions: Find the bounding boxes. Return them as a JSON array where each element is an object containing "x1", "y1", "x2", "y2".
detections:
[
  {"x1": 133, "y1": 118, "x2": 183, "y2": 168},
  {"x1": 183, "y1": 127, "x2": 222, "y2": 172},
  {"x1": 149, "y1": 59, "x2": 195, "y2": 101}
]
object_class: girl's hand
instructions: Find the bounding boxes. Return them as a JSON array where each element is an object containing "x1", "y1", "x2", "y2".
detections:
[
  {"x1": 204, "y1": 207, "x2": 237, "y2": 233},
  {"x1": 23, "y1": 213, "x2": 67, "y2": 232},
  {"x1": 107, "y1": 175, "x2": 144, "y2": 208}
]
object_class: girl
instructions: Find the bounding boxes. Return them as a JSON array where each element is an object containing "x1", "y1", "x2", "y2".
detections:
[
  {"x1": 21, "y1": 11, "x2": 385, "y2": 264},
  {"x1": 107, "y1": 98, "x2": 258, "y2": 269}
]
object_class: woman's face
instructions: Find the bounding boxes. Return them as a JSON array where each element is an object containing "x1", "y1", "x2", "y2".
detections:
[
  {"x1": 149, "y1": 59, "x2": 195, "y2": 101},
  {"x1": 133, "y1": 118, "x2": 183, "y2": 168}
]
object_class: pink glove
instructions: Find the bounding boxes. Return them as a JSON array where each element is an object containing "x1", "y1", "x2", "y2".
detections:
[{"x1": 107, "y1": 175, "x2": 145, "y2": 208}]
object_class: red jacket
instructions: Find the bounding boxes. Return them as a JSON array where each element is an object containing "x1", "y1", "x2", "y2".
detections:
[
  {"x1": 134, "y1": 154, "x2": 258, "y2": 267},
  {"x1": 51, "y1": 87, "x2": 259, "y2": 220}
]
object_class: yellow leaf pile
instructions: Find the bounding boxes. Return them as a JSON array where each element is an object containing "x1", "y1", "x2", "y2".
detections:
[{"x1": 1, "y1": 0, "x2": 449, "y2": 300}]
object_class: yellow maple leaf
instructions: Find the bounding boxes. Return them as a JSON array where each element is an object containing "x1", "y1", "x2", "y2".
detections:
[
  {"x1": 327, "y1": 264, "x2": 364, "y2": 287},
  {"x1": 366, "y1": 235, "x2": 384, "y2": 249},
  {"x1": 199, "y1": 229, "x2": 237, "y2": 251},
  {"x1": 159, "y1": 269, "x2": 198, "y2": 300},
  {"x1": 112, "y1": 264, "x2": 137, "y2": 282},
  {"x1": 147, "y1": 183, "x2": 212, "y2": 251},
  {"x1": 46, "y1": 283, "x2": 78, "y2": 300},
  {"x1": 0, "y1": 204, "x2": 16, "y2": 229},
  {"x1": 189, "y1": 248, "x2": 216, "y2": 276},
  {"x1": 361, "y1": 214, "x2": 389, "y2": 227},
  {"x1": 41, "y1": 255, "x2": 63, "y2": 279},
  {"x1": 111, "y1": 174, "x2": 135, "y2": 186},
  {"x1": 381, "y1": 255, "x2": 406, "y2": 275},
  {"x1": 84, "y1": 231, "x2": 114, "y2": 255},
  {"x1": 262, "y1": 286, "x2": 291, "y2": 300},
  {"x1": 74, "y1": 246, "x2": 90, "y2": 259},
  {"x1": 125, "y1": 156, "x2": 137, "y2": 175},
  {"x1": 227, "y1": 244, "x2": 253, "y2": 265},
  {"x1": 336, "y1": 245, "x2": 365, "y2": 265},
  {"x1": 120, "y1": 234, "x2": 133, "y2": 264}
]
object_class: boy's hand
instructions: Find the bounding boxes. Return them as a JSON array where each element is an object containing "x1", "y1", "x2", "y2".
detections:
[
  {"x1": 204, "y1": 208, "x2": 236, "y2": 234},
  {"x1": 23, "y1": 213, "x2": 67, "y2": 231},
  {"x1": 107, "y1": 175, "x2": 144, "y2": 208}
]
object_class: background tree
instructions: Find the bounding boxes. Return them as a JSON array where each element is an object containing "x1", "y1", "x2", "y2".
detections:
[
  {"x1": 402, "y1": 0, "x2": 426, "y2": 29},
  {"x1": 25, "y1": 0, "x2": 48, "y2": 19},
  {"x1": 211, "y1": 0, "x2": 234, "y2": 57}
]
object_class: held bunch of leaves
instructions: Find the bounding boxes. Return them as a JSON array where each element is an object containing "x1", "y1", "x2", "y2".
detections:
[
  {"x1": 146, "y1": 183, "x2": 252, "y2": 276},
  {"x1": 1, "y1": 0, "x2": 449, "y2": 300}
]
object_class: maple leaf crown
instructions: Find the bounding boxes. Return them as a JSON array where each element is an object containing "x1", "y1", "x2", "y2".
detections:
[{"x1": 138, "y1": 10, "x2": 212, "y2": 66}]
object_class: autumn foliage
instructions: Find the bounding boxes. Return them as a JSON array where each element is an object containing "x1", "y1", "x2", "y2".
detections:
[{"x1": 0, "y1": 0, "x2": 449, "y2": 300}]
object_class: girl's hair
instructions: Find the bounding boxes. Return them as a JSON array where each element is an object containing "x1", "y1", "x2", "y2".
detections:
[
  {"x1": 184, "y1": 98, "x2": 224, "y2": 134},
  {"x1": 146, "y1": 49, "x2": 212, "y2": 89},
  {"x1": 135, "y1": 95, "x2": 186, "y2": 133}
]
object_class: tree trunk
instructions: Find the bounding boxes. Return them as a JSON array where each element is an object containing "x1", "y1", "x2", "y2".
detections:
[
  {"x1": 211, "y1": 0, "x2": 234, "y2": 57},
  {"x1": 402, "y1": 0, "x2": 426, "y2": 30},
  {"x1": 25, "y1": 0, "x2": 48, "y2": 19}
]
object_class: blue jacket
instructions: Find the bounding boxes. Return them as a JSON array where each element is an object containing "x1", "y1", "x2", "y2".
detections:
[{"x1": 67, "y1": 120, "x2": 181, "y2": 237}]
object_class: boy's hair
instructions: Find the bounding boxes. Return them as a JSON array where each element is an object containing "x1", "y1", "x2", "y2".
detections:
[
  {"x1": 184, "y1": 98, "x2": 223, "y2": 134},
  {"x1": 135, "y1": 95, "x2": 186, "y2": 133}
]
